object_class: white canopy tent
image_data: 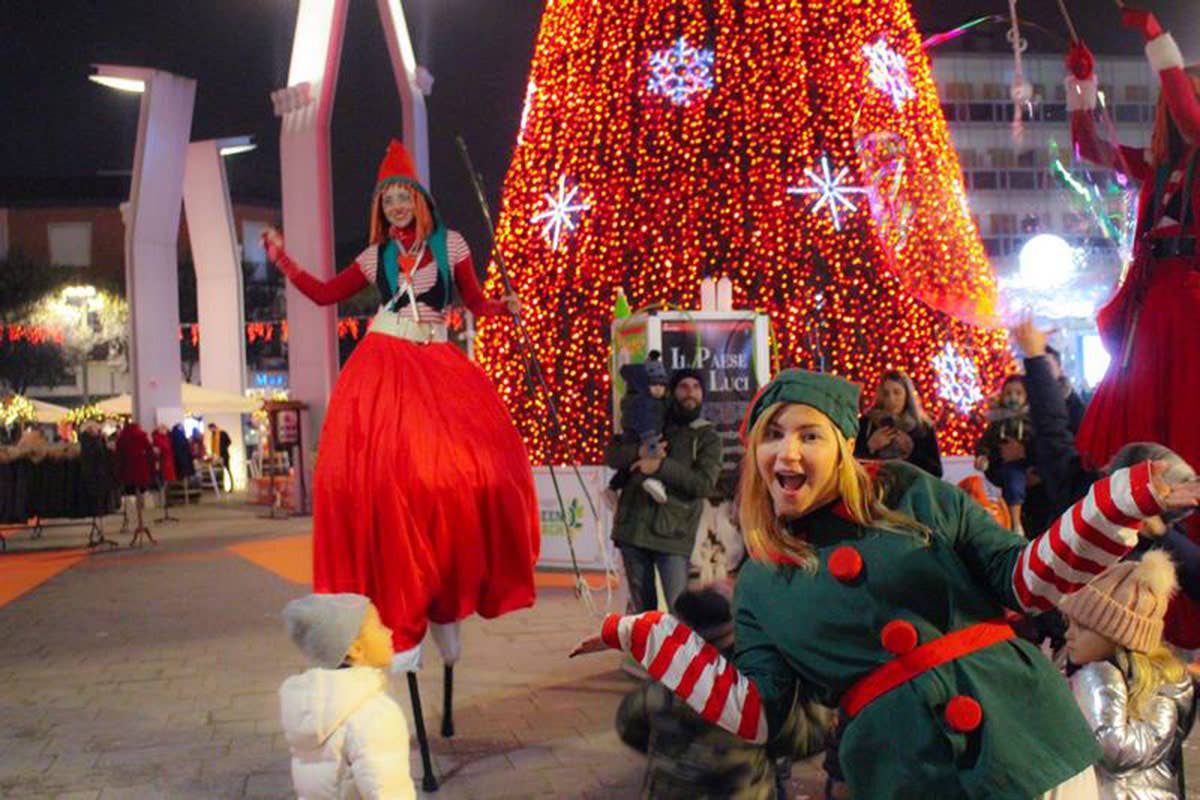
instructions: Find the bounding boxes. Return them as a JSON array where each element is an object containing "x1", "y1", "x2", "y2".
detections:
[
  {"x1": 30, "y1": 398, "x2": 71, "y2": 424},
  {"x1": 95, "y1": 383, "x2": 259, "y2": 417}
]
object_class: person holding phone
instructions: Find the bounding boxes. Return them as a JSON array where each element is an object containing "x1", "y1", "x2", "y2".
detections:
[{"x1": 854, "y1": 371, "x2": 943, "y2": 477}]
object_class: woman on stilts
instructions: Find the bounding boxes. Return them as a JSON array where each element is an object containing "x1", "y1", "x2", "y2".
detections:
[
  {"x1": 571, "y1": 370, "x2": 1200, "y2": 799},
  {"x1": 263, "y1": 140, "x2": 540, "y2": 788},
  {"x1": 1065, "y1": 7, "x2": 1200, "y2": 487}
]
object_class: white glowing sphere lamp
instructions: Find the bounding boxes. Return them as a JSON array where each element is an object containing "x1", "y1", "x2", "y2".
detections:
[{"x1": 1018, "y1": 234, "x2": 1076, "y2": 290}]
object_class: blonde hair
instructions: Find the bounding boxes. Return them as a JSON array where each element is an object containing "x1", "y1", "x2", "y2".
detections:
[
  {"x1": 738, "y1": 402, "x2": 930, "y2": 571},
  {"x1": 1118, "y1": 645, "x2": 1188, "y2": 719},
  {"x1": 368, "y1": 183, "x2": 433, "y2": 246}
]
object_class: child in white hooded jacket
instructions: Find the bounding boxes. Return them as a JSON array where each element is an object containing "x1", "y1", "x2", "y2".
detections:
[{"x1": 280, "y1": 593, "x2": 416, "y2": 800}]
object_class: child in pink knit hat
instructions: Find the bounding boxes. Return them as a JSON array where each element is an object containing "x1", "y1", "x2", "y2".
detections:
[{"x1": 1059, "y1": 551, "x2": 1197, "y2": 798}]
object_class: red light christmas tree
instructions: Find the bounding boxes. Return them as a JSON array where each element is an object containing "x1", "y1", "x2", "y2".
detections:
[{"x1": 477, "y1": 0, "x2": 1012, "y2": 464}]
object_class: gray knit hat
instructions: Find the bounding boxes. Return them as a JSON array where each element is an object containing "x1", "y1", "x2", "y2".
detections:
[
  {"x1": 645, "y1": 351, "x2": 669, "y2": 386},
  {"x1": 283, "y1": 593, "x2": 370, "y2": 669}
]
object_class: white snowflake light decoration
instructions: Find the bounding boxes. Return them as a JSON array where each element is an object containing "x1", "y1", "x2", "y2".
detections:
[
  {"x1": 788, "y1": 154, "x2": 870, "y2": 231},
  {"x1": 863, "y1": 37, "x2": 915, "y2": 109},
  {"x1": 647, "y1": 37, "x2": 715, "y2": 105},
  {"x1": 932, "y1": 342, "x2": 984, "y2": 413},
  {"x1": 531, "y1": 175, "x2": 590, "y2": 250}
]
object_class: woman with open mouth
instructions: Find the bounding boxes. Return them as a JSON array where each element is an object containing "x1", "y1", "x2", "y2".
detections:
[{"x1": 572, "y1": 369, "x2": 1200, "y2": 799}]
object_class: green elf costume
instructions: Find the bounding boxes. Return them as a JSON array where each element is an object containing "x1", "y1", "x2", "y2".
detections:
[{"x1": 595, "y1": 370, "x2": 1168, "y2": 799}]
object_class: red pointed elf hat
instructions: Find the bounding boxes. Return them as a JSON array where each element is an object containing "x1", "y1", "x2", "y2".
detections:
[{"x1": 375, "y1": 139, "x2": 419, "y2": 191}]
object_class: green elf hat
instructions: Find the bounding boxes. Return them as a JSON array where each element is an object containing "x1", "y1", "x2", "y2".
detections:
[{"x1": 739, "y1": 369, "x2": 862, "y2": 443}]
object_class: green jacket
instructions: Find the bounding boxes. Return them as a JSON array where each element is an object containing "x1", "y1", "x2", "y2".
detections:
[
  {"x1": 734, "y1": 462, "x2": 1099, "y2": 799},
  {"x1": 616, "y1": 679, "x2": 834, "y2": 800},
  {"x1": 605, "y1": 415, "x2": 722, "y2": 556}
]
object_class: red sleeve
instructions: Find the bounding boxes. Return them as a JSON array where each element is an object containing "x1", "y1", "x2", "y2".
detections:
[
  {"x1": 453, "y1": 256, "x2": 508, "y2": 317},
  {"x1": 1159, "y1": 68, "x2": 1200, "y2": 145},
  {"x1": 1146, "y1": 34, "x2": 1200, "y2": 145},
  {"x1": 276, "y1": 252, "x2": 370, "y2": 307},
  {"x1": 1070, "y1": 111, "x2": 1152, "y2": 182}
]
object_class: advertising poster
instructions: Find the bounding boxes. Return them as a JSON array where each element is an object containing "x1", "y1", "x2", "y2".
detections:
[
  {"x1": 659, "y1": 316, "x2": 761, "y2": 490},
  {"x1": 534, "y1": 466, "x2": 613, "y2": 570}
]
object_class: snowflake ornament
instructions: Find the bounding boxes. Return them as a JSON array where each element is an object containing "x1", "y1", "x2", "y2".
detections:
[
  {"x1": 863, "y1": 37, "x2": 915, "y2": 109},
  {"x1": 647, "y1": 37, "x2": 715, "y2": 105},
  {"x1": 531, "y1": 175, "x2": 590, "y2": 251},
  {"x1": 932, "y1": 342, "x2": 984, "y2": 413},
  {"x1": 788, "y1": 154, "x2": 870, "y2": 231}
]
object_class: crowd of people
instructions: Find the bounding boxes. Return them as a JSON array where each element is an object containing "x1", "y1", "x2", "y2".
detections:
[{"x1": 270, "y1": 8, "x2": 1200, "y2": 798}]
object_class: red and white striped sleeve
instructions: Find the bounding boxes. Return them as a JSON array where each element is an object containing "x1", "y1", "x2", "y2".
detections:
[
  {"x1": 355, "y1": 246, "x2": 379, "y2": 283},
  {"x1": 600, "y1": 611, "x2": 768, "y2": 743},
  {"x1": 1013, "y1": 462, "x2": 1163, "y2": 612}
]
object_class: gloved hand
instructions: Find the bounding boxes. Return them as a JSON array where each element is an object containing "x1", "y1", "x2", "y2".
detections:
[
  {"x1": 260, "y1": 227, "x2": 286, "y2": 264},
  {"x1": 1121, "y1": 6, "x2": 1164, "y2": 41},
  {"x1": 1065, "y1": 41, "x2": 1095, "y2": 81}
]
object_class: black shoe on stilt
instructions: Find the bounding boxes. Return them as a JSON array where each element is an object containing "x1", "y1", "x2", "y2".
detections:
[
  {"x1": 406, "y1": 672, "x2": 439, "y2": 792},
  {"x1": 441, "y1": 664, "x2": 455, "y2": 738}
]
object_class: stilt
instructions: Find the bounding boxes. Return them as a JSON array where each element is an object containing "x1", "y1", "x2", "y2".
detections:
[
  {"x1": 406, "y1": 672, "x2": 439, "y2": 792},
  {"x1": 441, "y1": 664, "x2": 455, "y2": 738}
]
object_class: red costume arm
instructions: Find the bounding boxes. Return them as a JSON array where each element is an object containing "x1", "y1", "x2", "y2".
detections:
[
  {"x1": 272, "y1": 250, "x2": 370, "y2": 307},
  {"x1": 1145, "y1": 33, "x2": 1200, "y2": 145},
  {"x1": 1069, "y1": 111, "x2": 1152, "y2": 181},
  {"x1": 453, "y1": 256, "x2": 508, "y2": 317}
]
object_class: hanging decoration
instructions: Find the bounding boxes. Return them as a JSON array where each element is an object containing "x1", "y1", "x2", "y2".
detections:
[
  {"x1": 787, "y1": 154, "x2": 870, "y2": 231},
  {"x1": 1006, "y1": 0, "x2": 1033, "y2": 141},
  {"x1": 646, "y1": 37, "x2": 715, "y2": 105},
  {"x1": 863, "y1": 37, "x2": 916, "y2": 109},
  {"x1": 531, "y1": 176, "x2": 590, "y2": 250},
  {"x1": 933, "y1": 342, "x2": 985, "y2": 413}
]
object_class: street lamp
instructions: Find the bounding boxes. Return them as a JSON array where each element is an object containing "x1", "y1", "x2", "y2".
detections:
[
  {"x1": 88, "y1": 64, "x2": 152, "y2": 93},
  {"x1": 217, "y1": 135, "x2": 256, "y2": 158}
]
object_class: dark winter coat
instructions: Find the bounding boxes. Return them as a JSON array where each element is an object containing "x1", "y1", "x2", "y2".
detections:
[
  {"x1": 616, "y1": 679, "x2": 833, "y2": 800},
  {"x1": 169, "y1": 425, "x2": 195, "y2": 478},
  {"x1": 853, "y1": 412, "x2": 942, "y2": 477},
  {"x1": 605, "y1": 410, "x2": 722, "y2": 557}
]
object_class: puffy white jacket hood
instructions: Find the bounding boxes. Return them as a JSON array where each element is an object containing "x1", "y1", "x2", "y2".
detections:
[
  {"x1": 279, "y1": 667, "x2": 414, "y2": 800},
  {"x1": 281, "y1": 667, "x2": 383, "y2": 751}
]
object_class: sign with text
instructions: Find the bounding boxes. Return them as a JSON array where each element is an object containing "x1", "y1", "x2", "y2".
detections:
[
  {"x1": 534, "y1": 465, "x2": 614, "y2": 571},
  {"x1": 659, "y1": 316, "x2": 765, "y2": 488}
]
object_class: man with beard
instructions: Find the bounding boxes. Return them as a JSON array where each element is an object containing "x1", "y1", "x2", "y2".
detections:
[{"x1": 605, "y1": 368, "x2": 723, "y2": 614}]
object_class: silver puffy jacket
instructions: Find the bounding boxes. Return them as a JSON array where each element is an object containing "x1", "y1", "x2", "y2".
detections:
[{"x1": 1070, "y1": 660, "x2": 1197, "y2": 800}]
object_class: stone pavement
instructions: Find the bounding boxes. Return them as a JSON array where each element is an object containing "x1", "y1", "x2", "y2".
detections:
[
  {"x1": 3, "y1": 499, "x2": 1200, "y2": 799},
  {"x1": 0, "y1": 499, "x2": 830, "y2": 799}
]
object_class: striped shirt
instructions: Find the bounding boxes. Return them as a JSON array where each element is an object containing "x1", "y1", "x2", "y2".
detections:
[{"x1": 354, "y1": 231, "x2": 472, "y2": 324}]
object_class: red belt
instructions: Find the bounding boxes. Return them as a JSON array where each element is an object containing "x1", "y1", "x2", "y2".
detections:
[{"x1": 841, "y1": 620, "x2": 1014, "y2": 718}]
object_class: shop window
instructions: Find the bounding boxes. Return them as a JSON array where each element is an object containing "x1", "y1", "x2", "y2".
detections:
[{"x1": 47, "y1": 222, "x2": 92, "y2": 267}]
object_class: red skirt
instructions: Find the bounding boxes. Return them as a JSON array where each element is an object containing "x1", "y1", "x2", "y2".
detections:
[
  {"x1": 1076, "y1": 255, "x2": 1200, "y2": 475},
  {"x1": 311, "y1": 331, "x2": 540, "y2": 651}
]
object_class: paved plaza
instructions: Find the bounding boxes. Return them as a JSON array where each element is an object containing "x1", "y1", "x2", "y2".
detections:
[
  {"x1": 0, "y1": 498, "x2": 830, "y2": 799},
  {"x1": 2, "y1": 498, "x2": 1199, "y2": 799}
]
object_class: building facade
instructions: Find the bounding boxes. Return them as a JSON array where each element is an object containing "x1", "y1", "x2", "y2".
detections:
[{"x1": 929, "y1": 50, "x2": 1158, "y2": 384}]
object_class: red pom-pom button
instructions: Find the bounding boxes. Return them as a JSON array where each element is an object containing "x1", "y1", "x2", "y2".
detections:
[
  {"x1": 880, "y1": 620, "x2": 919, "y2": 655},
  {"x1": 827, "y1": 546, "x2": 863, "y2": 583},
  {"x1": 944, "y1": 695, "x2": 983, "y2": 733}
]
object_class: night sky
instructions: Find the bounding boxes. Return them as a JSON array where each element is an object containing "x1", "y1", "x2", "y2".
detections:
[{"x1": 3, "y1": 0, "x2": 1197, "y2": 258}]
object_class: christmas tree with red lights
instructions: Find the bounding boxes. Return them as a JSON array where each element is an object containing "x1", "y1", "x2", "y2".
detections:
[{"x1": 477, "y1": 0, "x2": 1012, "y2": 464}]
